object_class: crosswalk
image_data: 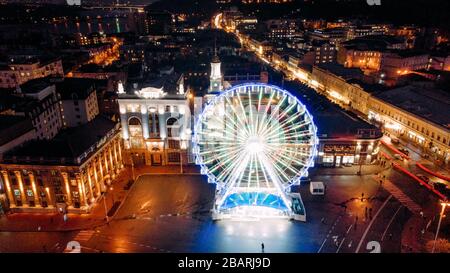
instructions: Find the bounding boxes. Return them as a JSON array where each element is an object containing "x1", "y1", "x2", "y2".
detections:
[
  {"x1": 73, "y1": 230, "x2": 96, "y2": 243},
  {"x1": 381, "y1": 178, "x2": 422, "y2": 213}
]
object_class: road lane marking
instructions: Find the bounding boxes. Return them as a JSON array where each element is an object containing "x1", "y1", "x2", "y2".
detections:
[
  {"x1": 355, "y1": 195, "x2": 393, "y2": 253},
  {"x1": 381, "y1": 205, "x2": 402, "y2": 241},
  {"x1": 336, "y1": 224, "x2": 353, "y2": 253},
  {"x1": 317, "y1": 215, "x2": 342, "y2": 253}
]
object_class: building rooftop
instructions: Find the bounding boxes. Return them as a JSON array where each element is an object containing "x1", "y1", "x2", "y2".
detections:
[
  {"x1": 9, "y1": 55, "x2": 61, "y2": 66},
  {"x1": 0, "y1": 115, "x2": 33, "y2": 147},
  {"x1": 121, "y1": 70, "x2": 184, "y2": 100},
  {"x1": 19, "y1": 77, "x2": 54, "y2": 94},
  {"x1": 56, "y1": 78, "x2": 96, "y2": 100},
  {"x1": 2, "y1": 116, "x2": 118, "y2": 165},
  {"x1": 285, "y1": 81, "x2": 382, "y2": 140},
  {"x1": 316, "y1": 63, "x2": 364, "y2": 81},
  {"x1": 76, "y1": 62, "x2": 125, "y2": 73},
  {"x1": 341, "y1": 35, "x2": 405, "y2": 51},
  {"x1": 347, "y1": 79, "x2": 387, "y2": 93},
  {"x1": 374, "y1": 85, "x2": 450, "y2": 129}
]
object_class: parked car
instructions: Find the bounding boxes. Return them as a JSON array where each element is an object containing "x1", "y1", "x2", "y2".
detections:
[
  {"x1": 416, "y1": 174, "x2": 430, "y2": 184},
  {"x1": 432, "y1": 182, "x2": 447, "y2": 191},
  {"x1": 310, "y1": 182, "x2": 325, "y2": 195},
  {"x1": 399, "y1": 148, "x2": 409, "y2": 155},
  {"x1": 391, "y1": 137, "x2": 400, "y2": 144}
]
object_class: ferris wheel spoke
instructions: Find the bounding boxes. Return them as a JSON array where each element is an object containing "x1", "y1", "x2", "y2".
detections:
[
  {"x1": 265, "y1": 147, "x2": 309, "y2": 171},
  {"x1": 208, "y1": 148, "x2": 247, "y2": 175},
  {"x1": 215, "y1": 149, "x2": 249, "y2": 185},
  {"x1": 236, "y1": 91, "x2": 253, "y2": 134},
  {"x1": 259, "y1": 109, "x2": 303, "y2": 138},
  {"x1": 201, "y1": 145, "x2": 244, "y2": 165},
  {"x1": 263, "y1": 120, "x2": 312, "y2": 141},
  {"x1": 202, "y1": 113, "x2": 249, "y2": 142},
  {"x1": 264, "y1": 144, "x2": 313, "y2": 159},
  {"x1": 224, "y1": 95, "x2": 251, "y2": 136},
  {"x1": 197, "y1": 143, "x2": 242, "y2": 156},
  {"x1": 255, "y1": 90, "x2": 277, "y2": 134},
  {"x1": 259, "y1": 109, "x2": 307, "y2": 140},
  {"x1": 265, "y1": 151, "x2": 305, "y2": 179},
  {"x1": 257, "y1": 94, "x2": 287, "y2": 136},
  {"x1": 265, "y1": 129, "x2": 314, "y2": 143}
]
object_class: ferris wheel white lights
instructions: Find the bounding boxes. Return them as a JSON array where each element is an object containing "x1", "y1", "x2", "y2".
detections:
[{"x1": 193, "y1": 83, "x2": 318, "y2": 219}]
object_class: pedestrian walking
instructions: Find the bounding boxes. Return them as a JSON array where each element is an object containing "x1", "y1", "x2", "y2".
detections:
[
  {"x1": 261, "y1": 242, "x2": 265, "y2": 253},
  {"x1": 361, "y1": 192, "x2": 365, "y2": 202},
  {"x1": 389, "y1": 233, "x2": 392, "y2": 241}
]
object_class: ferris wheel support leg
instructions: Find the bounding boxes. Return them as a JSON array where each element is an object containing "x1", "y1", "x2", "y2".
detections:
[
  {"x1": 259, "y1": 154, "x2": 293, "y2": 213},
  {"x1": 215, "y1": 156, "x2": 251, "y2": 212}
]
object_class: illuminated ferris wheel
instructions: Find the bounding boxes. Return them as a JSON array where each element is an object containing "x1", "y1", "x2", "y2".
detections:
[{"x1": 192, "y1": 83, "x2": 318, "y2": 220}]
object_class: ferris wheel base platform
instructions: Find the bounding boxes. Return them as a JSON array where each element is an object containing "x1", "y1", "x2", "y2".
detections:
[{"x1": 211, "y1": 192, "x2": 306, "y2": 222}]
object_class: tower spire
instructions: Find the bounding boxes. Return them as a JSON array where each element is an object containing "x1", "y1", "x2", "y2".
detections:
[
  {"x1": 214, "y1": 37, "x2": 217, "y2": 57},
  {"x1": 212, "y1": 37, "x2": 220, "y2": 63},
  {"x1": 209, "y1": 36, "x2": 222, "y2": 93}
]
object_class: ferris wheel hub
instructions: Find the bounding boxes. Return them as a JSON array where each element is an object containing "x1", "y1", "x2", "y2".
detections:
[{"x1": 245, "y1": 136, "x2": 265, "y2": 154}]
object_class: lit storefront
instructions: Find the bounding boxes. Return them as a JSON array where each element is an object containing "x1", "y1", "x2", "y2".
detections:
[{"x1": 317, "y1": 140, "x2": 378, "y2": 167}]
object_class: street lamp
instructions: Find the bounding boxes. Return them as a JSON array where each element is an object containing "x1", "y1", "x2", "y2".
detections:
[
  {"x1": 129, "y1": 152, "x2": 136, "y2": 181},
  {"x1": 110, "y1": 187, "x2": 115, "y2": 205},
  {"x1": 179, "y1": 148, "x2": 183, "y2": 174},
  {"x1": 432, "y1": 201, "x2": 449, "y2": 253},
  {"x1": 103, "y1": 191, "x2": 109, "y2": 222}
]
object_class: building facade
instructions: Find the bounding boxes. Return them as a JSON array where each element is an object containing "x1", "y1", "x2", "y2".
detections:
[
  {"x1": 0, "y1": 58, "x2": 64, "y2": 89},
  {"x1": 0, "y1": 117, "x2": 124, "y2": 214},
  {"x1": 311, "y1": 65, "x2": 371, "y2": 115},
  {"x1": 118, "y1": 71, "x2": 193, "y2": 166},
  {"x1": 57, "y1": 78, "x2": 100, "y2": 128},
  {"x1": 16, "y1": 79, "x2": 64, "y2": 140},
  {"x1": 368, "y1": 85, "x2": 450, "y2": 162}
]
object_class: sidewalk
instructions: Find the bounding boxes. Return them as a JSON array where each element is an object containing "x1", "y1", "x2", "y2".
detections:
[
  {"x1": 310, "y1": 164, "x2": 383, "y2": 176},
  {"x1": 400, "y1": 204, "x2": 439, "y2": 253},
  {"x1": 0, "y1": 164, "x2": 200, "y2": 232}
]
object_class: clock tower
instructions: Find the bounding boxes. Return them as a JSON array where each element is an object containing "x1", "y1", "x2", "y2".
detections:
[{"x1": 209, "y1": 51, "x2": 223, "y2": 93}]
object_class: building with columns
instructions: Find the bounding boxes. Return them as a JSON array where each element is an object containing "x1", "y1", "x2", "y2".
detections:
[
  {"x1": 118, "y1": 69, "x2": 193, "y2": 166},
  {"x1": 0, "y1": 116, "x2": 123, "y2": 214}
]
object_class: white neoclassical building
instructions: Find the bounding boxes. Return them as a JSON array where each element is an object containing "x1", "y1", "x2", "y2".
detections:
[{"x1": 118, "y1": 70, "x2": 193, "y2": 166}]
